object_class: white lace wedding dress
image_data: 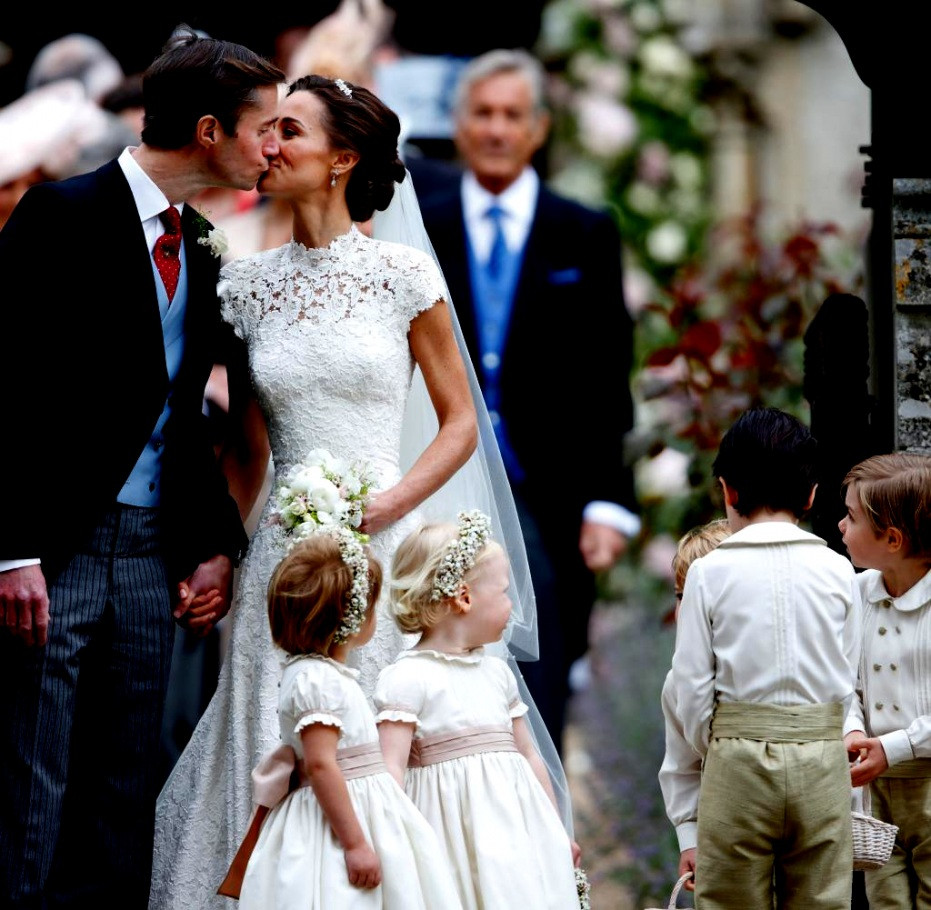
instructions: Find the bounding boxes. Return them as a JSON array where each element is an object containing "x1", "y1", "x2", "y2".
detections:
[{"x1": 148, "y1": 226, "x2": 445, "y2": 910}]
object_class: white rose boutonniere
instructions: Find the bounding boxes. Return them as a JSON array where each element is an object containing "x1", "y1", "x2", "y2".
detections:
[
  {"x1": 198, "y1": 227, "x2": 229, "y2": 258},
  {"x1": 192, "y1": 210, "x2": 229, "y2": 258}
]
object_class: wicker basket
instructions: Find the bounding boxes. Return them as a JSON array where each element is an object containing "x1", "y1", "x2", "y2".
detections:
[
  {"x1": 644, "y1": 872, "x2": 693, "y2": 909},
  {"x1": 852, "y1": 810, "x2": 898, "y2": 870}
]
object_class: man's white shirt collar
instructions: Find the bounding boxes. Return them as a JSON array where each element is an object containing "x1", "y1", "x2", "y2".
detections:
[
  {"x1": 118, "y1": 147, "x2": 185, "y2": 236},
  {"x1": 462, "y1": 167, "x2": 538, "y2": 254}
]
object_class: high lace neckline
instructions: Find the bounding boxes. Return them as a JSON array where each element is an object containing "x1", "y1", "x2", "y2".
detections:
[{"x1": 288, "y1": 224, "x2": 361, "y2": 261}]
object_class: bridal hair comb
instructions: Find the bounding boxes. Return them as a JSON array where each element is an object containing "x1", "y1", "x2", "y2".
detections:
[{"x1": 334, "y1": 78, "x2": 353, "y2": 98}]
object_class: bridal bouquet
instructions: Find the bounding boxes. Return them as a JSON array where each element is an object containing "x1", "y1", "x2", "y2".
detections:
[{"x1": 272, "y1": 449, "x2": 377, "y2": 549}]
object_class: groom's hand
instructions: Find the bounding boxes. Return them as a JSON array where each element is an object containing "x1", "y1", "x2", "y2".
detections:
[
  {"x1": 0, "y1": 564, "x2": 50, "y2": 646},
  {"x1": 175, "y1": 554, "x2": 233, "y2": 636}
]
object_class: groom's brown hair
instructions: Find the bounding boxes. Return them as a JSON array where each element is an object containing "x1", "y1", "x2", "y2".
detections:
[{"x1": 141, "y1": 24, "x2": 283, "y2": 150}]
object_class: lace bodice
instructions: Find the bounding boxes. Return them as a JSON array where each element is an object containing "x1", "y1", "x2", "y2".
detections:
[{"x1": 220, "y1": 224, "x2": 446, "y2": 481}]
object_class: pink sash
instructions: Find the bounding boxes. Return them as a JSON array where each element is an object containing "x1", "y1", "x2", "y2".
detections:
[{"x1": 408, "y1": 724, "x2": 518, "y2": 767}]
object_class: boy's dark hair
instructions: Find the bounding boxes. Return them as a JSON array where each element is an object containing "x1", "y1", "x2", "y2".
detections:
[
  {"x1": 712, "y1": 407, "x2": 818, "y2": 518},
  {"x1": 287, "y1": 74, "x2": 407, "y2": 222},
  {"x1": 141, "y1": 24, "x2": 284, "y2": 149}
]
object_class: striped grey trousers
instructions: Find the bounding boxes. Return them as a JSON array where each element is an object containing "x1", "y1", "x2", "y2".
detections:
[{"x1": 0, "y1": 506, "x2": 176, "y2": 909}]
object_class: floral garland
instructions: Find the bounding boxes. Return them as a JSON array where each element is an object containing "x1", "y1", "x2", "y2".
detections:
[
  {"x1": 575, "y1": 867, "x2": 592, "y2": 910},
  {"x1": 331, "y1": 526, "x2": 370, "y2": 644},
  {"x1": 430, "y1": 510, "x2": 492, "y2": 602}
]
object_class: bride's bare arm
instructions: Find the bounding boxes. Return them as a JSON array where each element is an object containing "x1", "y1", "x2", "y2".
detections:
[
  {"x1": 220, "y1": 392, "x2": 272, "y2": 524},
  {"x1": 358, "y1": 299, "x2": 477, "y2": 536}
]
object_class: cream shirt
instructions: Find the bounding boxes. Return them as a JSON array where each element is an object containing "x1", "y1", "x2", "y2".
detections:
[
  {"x1": 843, "y1": 567, "x2": 931, "y2": 766},
  {"x1": 658, "y1": 669, "x2": 701, "y2": 851},
  {"x1": 671, "y1": 521, "x2": 862, "y2": 756}
]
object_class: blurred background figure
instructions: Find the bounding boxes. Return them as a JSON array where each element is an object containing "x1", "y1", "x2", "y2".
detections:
[
  {"x1": 418, "y1": 48, "x2": 641, "y2": 756},
  {"x1": 25, "y1": 32, "x2": 123, "y2": 103},
  {"x1": 0, "y1": 79, "x2": 110, "y2": 229},
  {"x1": 100, "y1": 72, "x2": 145, "y2": 137}
]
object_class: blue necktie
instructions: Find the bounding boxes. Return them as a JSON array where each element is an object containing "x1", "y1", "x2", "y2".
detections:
[{"x1": 485, "y1": 204, "x2": 507, "y2": 281}]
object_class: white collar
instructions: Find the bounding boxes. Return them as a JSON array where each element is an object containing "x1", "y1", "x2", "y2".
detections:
[
  {"x1": 462, "y1": 167, "x2": 538, "y2": 225},
  {"x1": 718, "y1": 521, "x2": 825, "y2": 547},
  {"x1": 861, "y1": 566, "x2": 931, "y2": 613},
  {"x1": 118, "y1": 146, "x2": 185, "y2": 225}
]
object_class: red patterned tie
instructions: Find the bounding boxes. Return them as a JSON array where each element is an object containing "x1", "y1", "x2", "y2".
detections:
[{"x1": 153, "y1": 206, "x2": 182, "y2": 301}]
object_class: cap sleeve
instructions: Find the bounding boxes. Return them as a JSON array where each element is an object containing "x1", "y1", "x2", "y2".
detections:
[
  {"x1": 284, "y1": 662, "x2": 349, "y2": 734},
  {"x1": 373, "y1": 659, "x2": 425, "y2": 726},
  {"x1": 217, "y1": 264, "x2": 254, "y2": 342},
  {"x1": 395, "y1": 244, "x2": 449, "y2": 325}
]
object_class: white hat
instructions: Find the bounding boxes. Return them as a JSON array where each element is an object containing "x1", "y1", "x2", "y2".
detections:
[
  {"x1": 0, "y1": 80, "x2": 95, "y2": 185},
  {"x1": 26, "y1": 34, "x2": 124, "y2": 105}
]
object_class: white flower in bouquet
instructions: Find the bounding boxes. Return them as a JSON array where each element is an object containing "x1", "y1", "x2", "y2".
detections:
[{"x1": 273, "y1": 449, "x2": 376, "y2": 548}]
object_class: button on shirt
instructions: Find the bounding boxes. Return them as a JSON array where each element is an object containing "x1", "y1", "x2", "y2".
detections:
[{"x1": 843, "y1": 566, "x2": 931, "y2": 766}]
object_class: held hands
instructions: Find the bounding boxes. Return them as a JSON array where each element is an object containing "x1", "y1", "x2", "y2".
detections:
[
  {"x1": 0, "y1": 564, "x2": 50, "y2": 646},
  {"x1": 579, "y1": 521, "x2": 627, "y2": 572},
  {"x1": 344, "y1": 841, "x2": 382, "y2": 889},
  {"x1": 846, "y1": 731, "x2": 890, "y2": 787},
  {"x1": 678, "y1": 848, "x2": 696, "y2": 890},
  {"x1": 174, "y1": 554, "x2": 233, "y2": 637}
]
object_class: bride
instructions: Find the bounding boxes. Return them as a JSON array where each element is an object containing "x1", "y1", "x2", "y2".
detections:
[{"x1": 149, "y1": 74, "x2": 567, "y2": 909}]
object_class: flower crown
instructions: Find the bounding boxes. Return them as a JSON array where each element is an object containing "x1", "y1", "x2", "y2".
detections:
[
  {"x1": 331, "y1": 526, "x2": 370, "y2": 643},
  {"x1": 430, "y1": 510, "x2": 492, "y2": 602},
  {"x1": 334, "y1": 78, "x2": 352, "y2": 98}
]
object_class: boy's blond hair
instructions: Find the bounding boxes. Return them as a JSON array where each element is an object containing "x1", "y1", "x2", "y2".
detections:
[
  {"x1": 389, "y1": 521, "x2": 504, "y2": 634},
  {"x1": 672, "y1": 518, "x2": 732, "y2": 593},
  {"x1": 843, "y1": 452, "x2": 931, "y2": 558}
]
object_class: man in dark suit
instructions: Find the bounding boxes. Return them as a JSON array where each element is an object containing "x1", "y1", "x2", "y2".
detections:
[
  {"x1": 0, "y1": 27, "x2": 284, "y2": 908},
  {"x1": 419, "y1": 48, "x2": 640, "y2": 755}
]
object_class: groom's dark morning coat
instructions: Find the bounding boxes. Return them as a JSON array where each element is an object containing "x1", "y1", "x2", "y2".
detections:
[
  {"x1": 420, "y1": 180, "x2": 639, "y2": 741},
  {"x1": 0, "y1": 160, "x2": 246, "y2": 582}
]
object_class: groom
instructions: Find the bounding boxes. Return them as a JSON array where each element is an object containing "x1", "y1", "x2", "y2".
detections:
[{"x1": 0, "y1": 26, "x2": 284, "y2": 908}]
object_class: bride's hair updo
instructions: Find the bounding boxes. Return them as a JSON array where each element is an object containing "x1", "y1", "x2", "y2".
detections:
[{"x1": 287, "y1": 74, "x2": 407, "y2": 222}]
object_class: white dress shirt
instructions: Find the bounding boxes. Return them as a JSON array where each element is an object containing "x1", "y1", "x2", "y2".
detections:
[
  {"x1": 671, "y1": 521, "x2": 862, "y2": 756},
  {"x1": 844, "y1": 567, "x2": 931, "y2": 765},
  {"x1": 460, "y1": 167, "x2": 641, "y2": 540},
  {"x1": 658, "y1": 669, "x2": 701, "y2": 851},
  {"x1": 0, "y1": 147, "x2": 182, "y2": 574}
]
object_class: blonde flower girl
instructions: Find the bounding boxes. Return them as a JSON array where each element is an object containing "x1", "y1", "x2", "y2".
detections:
[{"x1": 374, "y1": 511, "x2": 581, "y2": 909}]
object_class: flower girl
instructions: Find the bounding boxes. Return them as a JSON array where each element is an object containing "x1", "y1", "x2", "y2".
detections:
[
  {"x1": 231, "y1": 530, "x2": 462, "y2": 910},
  {"x1": 374, "y1": 511, "x2": 580, "y2": 909}
]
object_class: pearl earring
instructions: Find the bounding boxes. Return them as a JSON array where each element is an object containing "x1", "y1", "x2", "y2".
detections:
[{"x1": 330, "y1": 170, "x2": 338, "y2": 188}]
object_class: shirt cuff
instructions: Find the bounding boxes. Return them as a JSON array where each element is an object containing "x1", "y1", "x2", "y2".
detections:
[
  {"x1": 879, "y1": 729, "x2": 914, "y2": 767},
  {"x1": 583, "y1": 501, "x2": 641, "y2": 538},
  {"x1": 676, "y1": 821, "x2": 697, "y2": 852},
  {"x1": 0, "y1": 558, "x2": 41, "y2": 572}
]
